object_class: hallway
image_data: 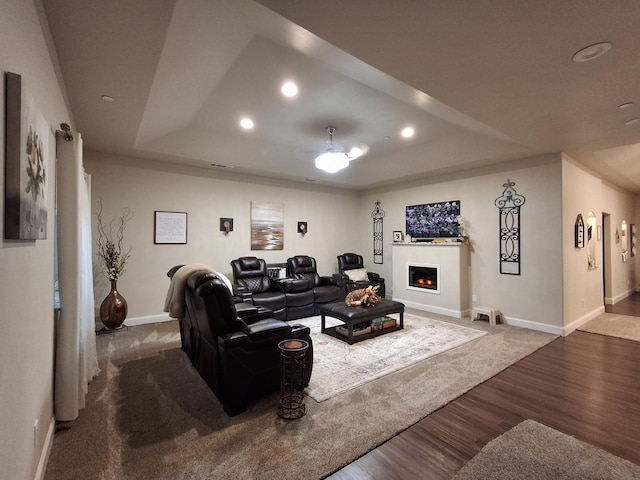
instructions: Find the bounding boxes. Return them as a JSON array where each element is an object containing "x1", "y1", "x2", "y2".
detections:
[{"x1": 605, "y1": 292, "x2": 640, "y2": 317}]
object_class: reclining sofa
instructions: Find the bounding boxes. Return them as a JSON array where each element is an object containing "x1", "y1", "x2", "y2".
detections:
[
  {"x1": 167, "y1": 267, "x2": 313, "y2": 416},
  {"x1": 231, "y1": 256, "x2": 342, "y2": 320}
]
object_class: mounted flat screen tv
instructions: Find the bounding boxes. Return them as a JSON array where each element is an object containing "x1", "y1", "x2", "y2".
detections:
[{"x1": 406, "y1": 200, "x2": 460, "y2": 239}]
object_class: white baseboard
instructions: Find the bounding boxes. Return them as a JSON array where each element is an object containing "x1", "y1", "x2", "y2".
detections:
[
  {"x1": 393, "y1": 298, "x2": 467, "y2": 319},
  {"x1": 605, "y1": 288, "x2": 635, "y2": 305},
  {"x1": 34, "y1": 417, "x2": 55, "y2": 480},
  {"x1": 394, "y1": 297, "x2": 572, "y2": 336},
  {"x1": 498, "y1": 315, "x2": 565, "y2": 336},
  {"x1": 562, "y1": 305, "x2": 606, "y2": 336}
]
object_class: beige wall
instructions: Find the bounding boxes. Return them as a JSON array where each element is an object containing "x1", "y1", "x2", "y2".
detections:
[
  {"x1": 0, "y1": 0, "x2": 72, "y2": 478},
  {"x1": 91, "y1": 151, "x2": 634, "y2": 336},
  {"x1": 601, "y1": 180, "x2": 636, "y2": 301},
  {"x1": 363, "y1": 155, "x2": 565, "y2": 333},
  {"x1": 85, "y1": 153, "x2": 362, "y2": 321},
  {"x1": 562, "y1": 156, "x2": 605, "y2": 328}
]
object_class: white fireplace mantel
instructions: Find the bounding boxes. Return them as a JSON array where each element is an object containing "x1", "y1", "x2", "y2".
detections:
[{"x1": 391, "y1": 243, "x2": 470, "y2": 317}]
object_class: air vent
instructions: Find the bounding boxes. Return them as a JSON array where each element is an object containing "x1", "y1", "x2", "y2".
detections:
[{"x1": 209, "y1": 163, "x2": 234, "y2": 169}]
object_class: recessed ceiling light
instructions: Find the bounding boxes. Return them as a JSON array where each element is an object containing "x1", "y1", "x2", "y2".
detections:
[
  {"x1": 281, "y1": 81, "x2": 298, "y2": 97},
  {"x1": 619, "y1": 102, "x2": 634, "y2": 109},
  {"x1": 571, "y1": 42, "x2": 612, "y2": 63},
  {"x1": 401, "y1": 127, "x2": 414, "y2": 138},
  {"x1": 625, "y1": 118, "x2": 639, "y2": 126},
  {"x1": 101, "y1": 95, "x2": 114, "y2": 102},
  {"x1": 240, "y1": 117, "x2": 254, "y2": 129}
]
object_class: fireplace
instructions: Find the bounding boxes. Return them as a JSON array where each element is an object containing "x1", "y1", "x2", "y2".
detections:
[{"x1": 407, "y1": 263, "x2": 440, "y2": 294}]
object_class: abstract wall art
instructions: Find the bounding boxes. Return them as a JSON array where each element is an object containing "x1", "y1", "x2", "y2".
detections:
[
  {"x1": 251, "y1": 201, "x2": 284, "y2": 250},
  {"x1": 5, "y1": 72, "x2": 49, "y2": 240}
]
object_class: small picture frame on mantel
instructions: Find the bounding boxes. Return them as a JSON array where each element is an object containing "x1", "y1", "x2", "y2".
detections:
[{"x1": 393, "y1": 231, "x2": 403, "y2": 243}]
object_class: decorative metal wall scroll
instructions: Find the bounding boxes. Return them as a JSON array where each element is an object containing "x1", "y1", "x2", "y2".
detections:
[
  {"x1": 574, "y1": 214, "x2": 585, "y2": 248},
  {"x1": 494, "y1": 179, "x2": 525, "y2": 275},
  {"x1": 372, "y1": 200, "x2": 385, "y2": 264}
]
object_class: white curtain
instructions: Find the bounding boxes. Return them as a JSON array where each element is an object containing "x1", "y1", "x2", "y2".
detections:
[{"x1": 54, "y1": 130, "x2": 99, "y2": 421}]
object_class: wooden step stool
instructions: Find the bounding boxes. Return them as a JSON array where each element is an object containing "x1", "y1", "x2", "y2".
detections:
[{"x1": 472, "y1": 306, "x2": 500, "y2": 326}]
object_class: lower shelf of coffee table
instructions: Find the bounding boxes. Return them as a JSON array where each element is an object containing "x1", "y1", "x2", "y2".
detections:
[{"x1": 322, "y1": 324, "x2": 403, "y2": 345}]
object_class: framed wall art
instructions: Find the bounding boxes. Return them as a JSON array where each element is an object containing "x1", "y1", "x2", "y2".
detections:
[
  {"x1": 393, "y1": 231, "x2": 403, "y2": 242},
  {"x1": 154, "y1": 211, "x2": 187, "y2": 244},
  {"x1": 251, "y1": 201, "x2": 284, "y2": 250},
  {"x1": 5, "y1": 72, "x2": 49, "y2": 240}
]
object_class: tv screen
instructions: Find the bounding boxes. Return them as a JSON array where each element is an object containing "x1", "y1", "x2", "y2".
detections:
[{"x1": 406, "y1": 200, "x2": 460, "y2": 239}]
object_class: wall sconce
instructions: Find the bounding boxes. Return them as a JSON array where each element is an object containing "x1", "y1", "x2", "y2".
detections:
[
  {"x1": 298, "y1": 221, "x2": 307, "y2": 236},
  {"x1": 220, "y1": 217, "x2": 233, "y2": 235}
]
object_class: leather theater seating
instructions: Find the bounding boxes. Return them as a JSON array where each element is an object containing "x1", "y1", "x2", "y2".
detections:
[
  {"x1": 230, "y1": 257, "x2": 288, "y2": 320},
  {"x1": 287, "y1": 255, "x2": 343, "y2": 314},
  {"x1": 231, "y1": 256, "x2": 322, "y2": 321},
  {"x1": 337, "y1": 252, "x2": 386, "y2": 298},
  {"x1": 168, "y1": 267, "x2": 313, "y2": 416}
]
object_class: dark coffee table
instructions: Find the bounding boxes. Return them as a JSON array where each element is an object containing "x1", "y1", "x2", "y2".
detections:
[{"x1": 319, "y1": 299, "x2": 404, "y2": 344}]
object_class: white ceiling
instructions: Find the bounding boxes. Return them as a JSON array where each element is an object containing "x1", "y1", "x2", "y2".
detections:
[{"x1": 42, "y1": 0, "x2": 640, "y2": 192}]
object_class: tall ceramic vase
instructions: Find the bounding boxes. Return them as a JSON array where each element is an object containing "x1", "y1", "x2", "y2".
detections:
[{"x1": 100, "y1": 280, "x2": 128, "y2": 329}]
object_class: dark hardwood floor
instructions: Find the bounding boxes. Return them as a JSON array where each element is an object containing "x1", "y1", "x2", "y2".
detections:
[
  {"x1": 605, "y1": 292, "x2": 640, "y2": 316},
  {"x1": 327, "y1": 330, "x2": 640, "y2": 479}
]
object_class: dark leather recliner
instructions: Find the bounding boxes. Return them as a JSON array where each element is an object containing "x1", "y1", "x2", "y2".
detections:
[
  {"x1": 287, "y1": 255, "x2": 342, "y2": 314},
  {"x1": 337, "y1": 252, "x2": 386, "y2": 298},
  {"x1": 183, "y1": 273, "x2": 313, "y2": 416},
  {"x1": 230, "y1": 257, "x2": 288, "y2": 320}
]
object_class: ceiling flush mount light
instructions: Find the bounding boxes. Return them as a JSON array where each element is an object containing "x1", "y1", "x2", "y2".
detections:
[
  {"x1": 571, "y1": 42, "x2": 612, "y2": 63},
  {"x1": 240, "y1": 117, "x2": 254, "y2": 129},
  {"x1": 314, "y1": 126, "x2": 366, "y2": 173},
  {"x1": 101, "y1": 95, "x2": 114, "y2": 102},
  {"x1": 281, "y1": 81, "x2": 298, "y2": 97},
  {"x1": 401, "y1": 127, "x2": 415, "y2": 138},
  {"x1": 625, "y1": 118, "x2": 639, "y2": 126},
  {"x1": 619, "y1": 102, "x2": 634, "y2": 109}
]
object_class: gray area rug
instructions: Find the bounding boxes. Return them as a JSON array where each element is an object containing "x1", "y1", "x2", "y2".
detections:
[
  {"x1": 45, "y1": 314, "x2": 555, "y2": 480},
  {"x1": 579, "y1": 313, "x2": 640, "y2": 342},
  {"x1": 453, "y1": 420, "x2": 640, "y2": 479}
]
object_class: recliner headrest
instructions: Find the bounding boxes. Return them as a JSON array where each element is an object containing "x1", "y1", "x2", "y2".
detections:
[
  {"x1": 296, "y1": 255, "x2": 313, "y2": 267},
  {"x1": 239, "y1": 257, "x2": 260, "y2": 269},
  {"x1": 187, "y1": 272, "x2": 218, "y2": 289}
]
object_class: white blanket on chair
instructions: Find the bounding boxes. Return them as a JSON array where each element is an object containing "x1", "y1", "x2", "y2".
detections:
[{"x1": 164, "y1": 263, "x2": 217, "y2": 319}]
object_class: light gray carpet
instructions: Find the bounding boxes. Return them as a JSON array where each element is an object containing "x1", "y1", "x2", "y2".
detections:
[
  {"x1": 453, "y1": 420, "x2": 640, "y2": 479},
  {"x1": 579, "y1": 313, "x2": 640, "y2": 342},
  {"x1": 45, "y1": 314, "x2": 555, "y2": 480}
]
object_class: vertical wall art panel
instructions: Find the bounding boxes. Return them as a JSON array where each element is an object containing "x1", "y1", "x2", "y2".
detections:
[
  {"x1": 251, "y1": 201, "x2": 284, "y2": 250},
  {"x1": 5, "y1": 72, "x2": 49, "y2": 239},
  {"x1": 372, "y1": 199, "x2": 385, "y2": 264},
  {"x1": 494, "y1": 179, "x2": 526, "y2": 275}
]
